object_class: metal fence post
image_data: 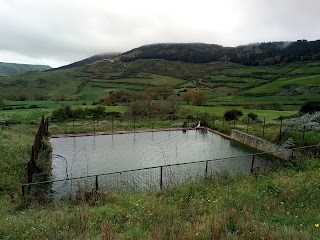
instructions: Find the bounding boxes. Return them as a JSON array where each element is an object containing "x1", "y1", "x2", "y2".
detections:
[
  {"x1": 204, "y1": 112, "x2": 207, "y2": 129},
  {"x1": 22, "y1": 184, "x2": 26, "y2": 197},
  {"x1": 95, "y1": 175, "x2": 99, "y2": 191},
  {"x1": 160, "y1": 166, "x2": 163, "y2": 190},
  {"x1": 133, "y1": 115, "x2": 136, "y2": 132},
  {"x1": 112, "y1": 115, "x2": 114, "y2": 134},
  {"x1": 279, "y1": 119, "x2": 283, "y2": 142},
  {"x1": 205, "y1": 160, "x2": 208, "y2": 179},
  {"x1": 251, "y1": 155, "x2": 255, "y2": 174},
  {"x1": 262, "y1": 117, "x2": 265, "y2": 138}
]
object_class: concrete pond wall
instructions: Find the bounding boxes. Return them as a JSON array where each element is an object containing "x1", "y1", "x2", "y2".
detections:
[{"x1": 230, "y1": 130, "x2": 291, "y2": 160}]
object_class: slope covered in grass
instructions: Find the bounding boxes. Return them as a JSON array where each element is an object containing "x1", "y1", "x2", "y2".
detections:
[{"x1": 1, "y1": 157, "x2": 320, "y2": 239}]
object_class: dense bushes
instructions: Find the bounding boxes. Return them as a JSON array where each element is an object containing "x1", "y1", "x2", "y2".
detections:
[
  {"x1": 181, "y1": 91, "x2": 208, "y2": 106},
  {"x1": 243, "y1": 102, "x2": 282, "y2": 110},
  {"x1": 51, "y1": 106, "x2": 120, "y2": 120},
  {"x1": 104, "y1": 90, "x2": 136, "y2": 106},
  {"x1": 224, "y1": 109, "x2": 243, "y2": 121},
  {"x1": 300, "y1": 101, "x2": 320, "y2": 114}
]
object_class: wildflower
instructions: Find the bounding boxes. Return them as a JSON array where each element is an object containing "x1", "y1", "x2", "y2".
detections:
[
  {"x1": 196, "y1": 232, "x2": 199, "y2": 236},
  {"x1": 315, "y1": 223, "x2": 319, "y2": 228}
]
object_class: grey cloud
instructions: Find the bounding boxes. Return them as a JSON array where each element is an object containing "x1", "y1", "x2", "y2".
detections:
[{"x1": 0, "y1": 0, "x2": 319, "y2": 67}]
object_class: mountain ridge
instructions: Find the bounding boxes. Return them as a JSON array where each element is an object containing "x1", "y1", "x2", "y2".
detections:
[
  {"x1": 118, "y1": 40, "x2": 320, "y2": 66},
  {"x1": 0, "y1": 62, "x2": 51, "y2": 76}
]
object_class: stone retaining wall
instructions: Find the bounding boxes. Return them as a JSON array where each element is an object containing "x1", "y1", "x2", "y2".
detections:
[{"x1": 230, "y1": 130, "x2": 290, "y2": 160}]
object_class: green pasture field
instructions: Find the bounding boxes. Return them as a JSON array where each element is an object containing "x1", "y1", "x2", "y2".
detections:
[
  {"x1": 0, "y1": 68, "x2": 87, "y2": 99},
  {"x1": 3, "y1": 100, "x2": 85, "y2": 108},
  {"x1": 213, "y1": 93, "x2": 320, "y2": 105},
  {"x1": 287, "y1": 65, "x2": 320, "y2": 75},
  {"x1": 182, "y1": 105, "x2": 298, "y2": 121},
  {"x1": 110, "y1": 74, "x2": 187, "y2": 87},
  {"x1": 243, "y1": 75, "x2": 320, "y2": 94},
  {"x1": 178, "y1": 81, "x2": 197, "y2": 89},
  {"x1": 0, "y1": 106, "x2": 125, "y2": 123},
  {"x1": 215, "y1": 64, "x2": 295, "y2": 76}
]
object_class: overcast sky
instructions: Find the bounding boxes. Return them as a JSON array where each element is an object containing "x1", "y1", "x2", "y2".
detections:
[{"x1": 0, "y1": 0, "x2": 319, "y2": 67}]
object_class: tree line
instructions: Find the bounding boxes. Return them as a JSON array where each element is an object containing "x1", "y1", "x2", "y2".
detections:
[{"x1": 120, "y1": 40, "x2": 320, "y2": 66}]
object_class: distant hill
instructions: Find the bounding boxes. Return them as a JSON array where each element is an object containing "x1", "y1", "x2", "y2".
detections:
[
  {"x1": 0, "y1": 62, "x2": 51, "y2": 76},
  {"x1": 119, "y1": 40, "x2": 320, "y2": 66},
  {"x1": 0, "y1": 40, "x2": 320, "y2": 105},
  {"x1": 48, "y1": 53, "x2": 121, "y2": 71}
]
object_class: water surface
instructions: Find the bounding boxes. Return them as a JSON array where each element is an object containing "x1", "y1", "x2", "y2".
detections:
[{"x1": 51, "y1": 130, "x2": 270, "y2": 197}]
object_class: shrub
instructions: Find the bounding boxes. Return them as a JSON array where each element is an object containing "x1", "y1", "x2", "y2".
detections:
[
  {"x1": 104, "y1": 90, "x2": 136, "y2": 105},
  {"x1": 191, "y1": 91, "x2": 208, "y2": 106},
  {"x1": 247, "y1": 112, "x2": 258, "y2": 121},
  {"x1": 224, "y1": 109, "x2": 243, "y2": 121},
  {"x1": 243, "y1": 102, "x2": 282, "y2": 110},
  {"x1": 300, "y1": 101, "x2": 320, "y2": 114},
  {"x1": 51, "y1": 107, "x2": 68, "y2": 120},
  {"x1": 51, "y1": 106, "x2": 109, "y2": 121}
]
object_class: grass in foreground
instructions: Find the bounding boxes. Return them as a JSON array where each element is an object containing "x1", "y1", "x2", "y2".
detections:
[
  {"x1": 1, "y1": 158, "x2": 320, "y2": 239},
  {"x1": 1, "y1": 119, "x2": 319, "y2": 239}
]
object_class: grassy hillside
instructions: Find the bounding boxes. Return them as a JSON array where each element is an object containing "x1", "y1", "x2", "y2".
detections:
[
  {"x1": 0, "y1": 58, "x2": 319, "y2": 105},
  {"x1": 0, "y1": 62, "x2": 51, "y2": 77}
]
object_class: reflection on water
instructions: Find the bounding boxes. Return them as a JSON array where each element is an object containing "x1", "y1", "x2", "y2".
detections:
[{"x1": 50, "y1": 129, "x2": 271, "y2": 198}]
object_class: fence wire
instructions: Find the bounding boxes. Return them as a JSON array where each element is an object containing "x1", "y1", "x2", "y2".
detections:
[{"x1": 22, "y1": 144, "x2": 320, "y2": 200}]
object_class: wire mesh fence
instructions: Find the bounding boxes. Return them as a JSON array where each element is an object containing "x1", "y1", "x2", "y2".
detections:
[{"x1": 22, "y1": 144, "x2": 320, "y2": 201}]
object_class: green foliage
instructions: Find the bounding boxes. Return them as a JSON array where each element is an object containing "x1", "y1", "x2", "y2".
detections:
[
  {"x1": 181, "y1": 91, "x2": 193, "y2": 105},
  {"x1": 243, "y1": 102, "x2": 282, "y2": 110},
  {"x1": 247, "y1": 112, "x2": 258, "y2": 121},
  {"x1": 300, "y1": 100, "x2": 320, "y2": 114},
  {"x1": 191, "y1": 91, "x2": 208, "y2": 106},
  {"x1": 104, "y1": 90, "x2": 136, "y2": 105},
  {"x1": 51, "y1": 106, "x2": 115, "y2": 121},
  {"x1": 224, "y1": 109, "x2": 243, "y2": 121}
]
